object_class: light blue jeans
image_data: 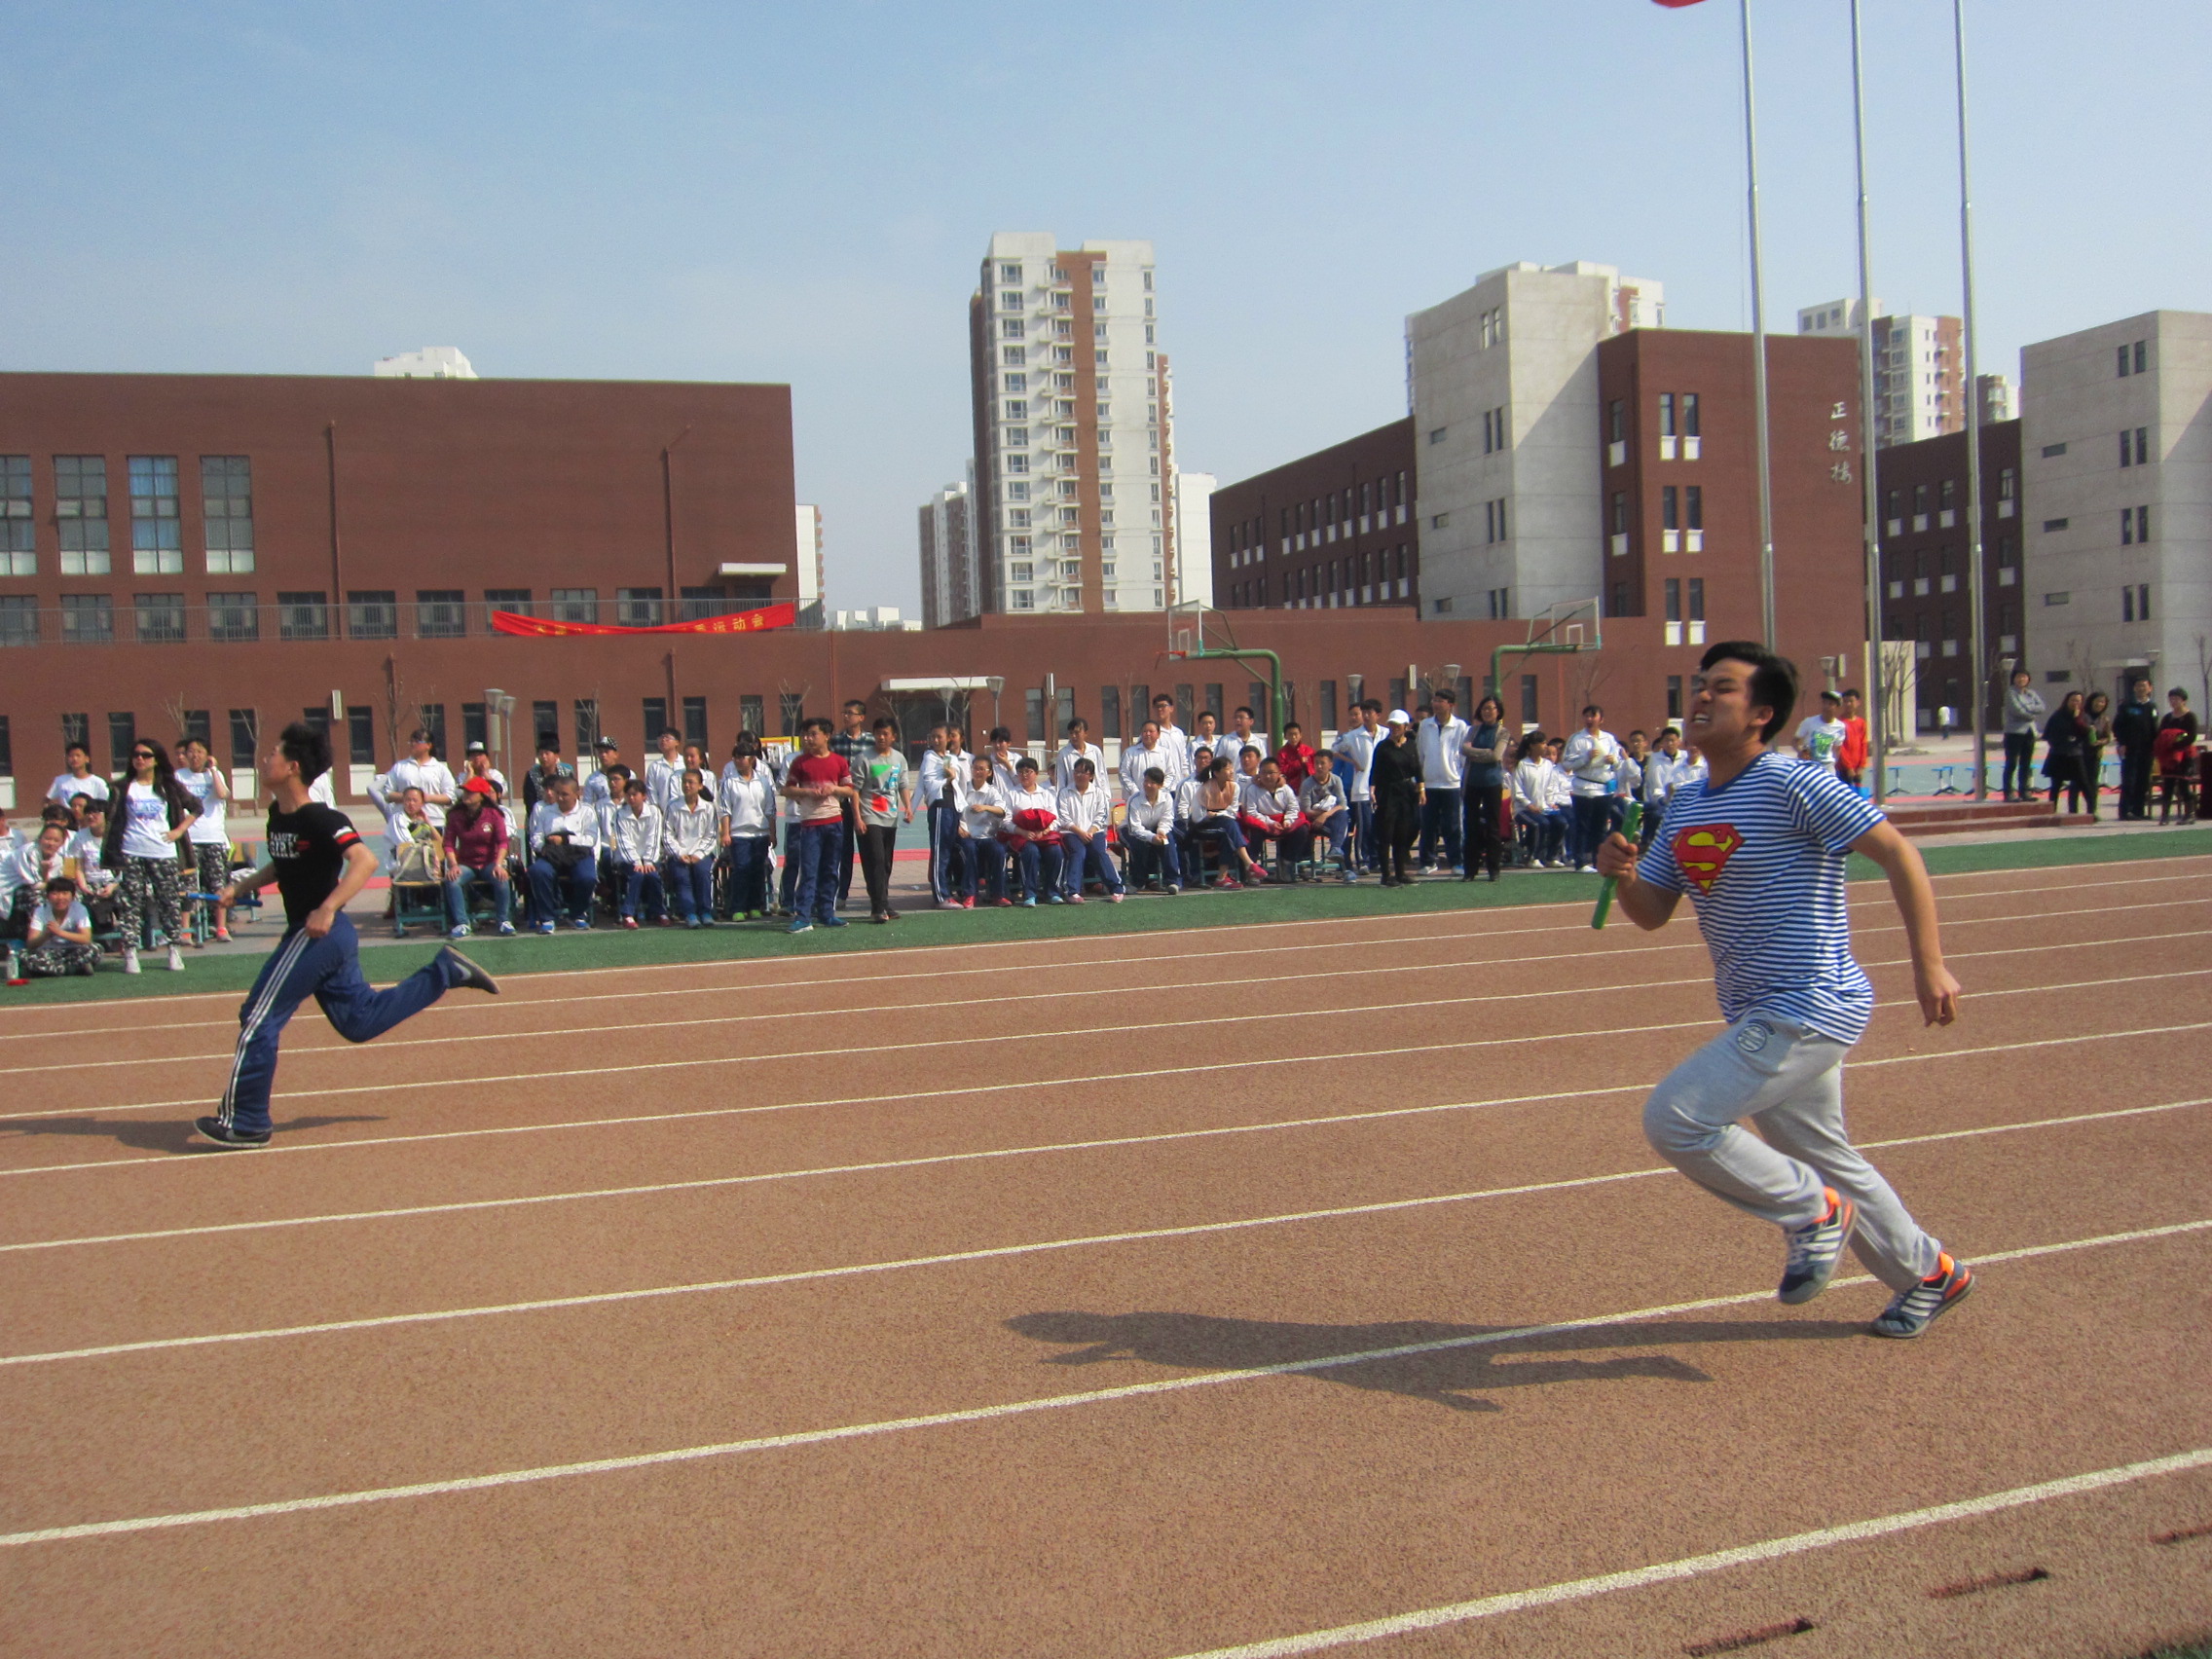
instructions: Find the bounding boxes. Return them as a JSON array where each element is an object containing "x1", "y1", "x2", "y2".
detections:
[{"x1": 1641, "y1": 1014, "x2": 1941, "y2": 1292}]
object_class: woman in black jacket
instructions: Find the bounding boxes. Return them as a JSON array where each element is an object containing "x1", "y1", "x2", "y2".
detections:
[
  {"x1": 1459, "y1": 694, "x2": 1510, "y2": 882},
  {"x1": 1369, "y1": 712, "x2": 1423, "y2": 887},
  {"x1": 101, "y1": 737, "x2": 199, "y2": 972},
  {"x1": 2041, "y1": 692, "x2": 2091, "y2": 815}
]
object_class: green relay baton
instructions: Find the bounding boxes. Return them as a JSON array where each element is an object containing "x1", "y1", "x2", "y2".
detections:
[{"x1": 1591, "y1": 801, "x2": 1643, "y2": 930}]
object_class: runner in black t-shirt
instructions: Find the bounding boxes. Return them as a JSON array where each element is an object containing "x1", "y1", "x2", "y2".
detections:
[{"x1": 195, "y1": 721, "x2": 498, "y2": 1149}]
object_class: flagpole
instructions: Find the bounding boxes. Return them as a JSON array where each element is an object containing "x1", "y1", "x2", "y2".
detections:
[
  {"x1": 1954, "y1": 0, "x2": 1990, "y2": 800},
  {"x1": 1851, "y1": 0, "x2": 1886, "y2": 802},
  {"x1": 1739, "y1": 0, "x2": 1778, "y2": 649}
]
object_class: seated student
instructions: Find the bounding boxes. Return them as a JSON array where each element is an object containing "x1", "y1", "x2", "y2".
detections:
[
  {"x1": 1300, "y1": 749, "x2": 1353, "y2": 881},
  {"x1": 717, "y1": 750, "x2": 777, "y2": 920},
  {"x1": 387, "y1": 788, "x2": 447, "y2": 938},
  {"x1": 1175, "y1": 744, "x2": 1219, "y2": 884},
  {"x1": 608, "y1": 777, "x2": 667, "y2": 929},
  {"x1": 1273, "y1": 722, "x2": 1316, "y2": 792},
  {"x1": 1510, "y1": 733, "x2": 1569, "y2": 867},
  {"x1": 5, "y1": 822, "x2": 71, "y2": 943},
  {"x1": 1239, "y1": 756, "x2": 1313, "y2": 873},
  {"x1": 527, "y1": 773, "x2": 602, "y2": 933},
  {"x1": 1541, "y1": 736, "x2": 1576, "y2": 859},
  {"x1": 660, "y1": 767, "x2": 719, "y2": 928},
  {"x1": 1056, "y1": 756, "x2": 1125, "y2": 903},
  {"x1": 955, "y1": 753, "x2": 1010, "y2": 906},
  {"x1": 20, "y1": 875, "x2": 102, "y2": 977},
  {"x1": 984, "y1": 726, "x2": 1024, "y2": 795},
  {"x1": 1196, "y1": 756, "x2": 1271, "y2": 888},
  {"x1": 440, "y1": 777, "x2": 514, "y2": 939},
  {"x1": 1122, "y1": 766, "x2": 1182, "y2": 894},
  {"x1": 1000, "y1": 756, "x2": 1066, "y2": 906}
]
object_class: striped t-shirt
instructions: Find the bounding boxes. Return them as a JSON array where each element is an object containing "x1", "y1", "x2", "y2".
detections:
[{"x1": 1635, "y1": 751, "x2": 1886, "y2": 1043}]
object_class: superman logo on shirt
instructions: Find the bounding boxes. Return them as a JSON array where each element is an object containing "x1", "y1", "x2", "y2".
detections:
[{"x1": 1674, "y1": 823, "x2": 1745, "y2": 894}]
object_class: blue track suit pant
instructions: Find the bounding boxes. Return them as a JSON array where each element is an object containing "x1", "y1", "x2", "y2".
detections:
[{"x1": 217, "y1": 913, "x2": 459, "y2": 1137}]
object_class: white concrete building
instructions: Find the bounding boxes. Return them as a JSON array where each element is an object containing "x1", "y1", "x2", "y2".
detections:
[
  {"x1": 830, "y1": 607, "x2": 921, "y2": 632},
  {"x1": 1407, "y1": 261, "x2": 1663, "y2": 621},
  {"x1": 969, "y1": 233, "x2": 1173, "y2": 616},
  {"x1": 916, "y1": 479, "x2": 976, "y2": 629},
  {"x1": 794, "y1": 503, "x2": 824, "y2": 620},
  {"x1": 1173, "y1": 470, "x2": 1214, "y2": 608},
  {"x1": 371, "y1": 347, "x2": 476, "y2": 379},
  {"x1": 1797, "y1": 300, "x2": 1963, "y2": 447},
  {"x1": 2021, "y1": 310, "x2": 2212, "y2": 707}
]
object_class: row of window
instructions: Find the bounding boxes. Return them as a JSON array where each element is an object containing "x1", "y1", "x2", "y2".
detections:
[
  {"x1": 0, "y1": 585, "x2": 768, "y2": 645},
  {"x1": 992, "y1": 261, "x2": 1153, "y2": 293},
  {"x1": 1226, "y1": 545, "x2": 1414, "y2": 609},
  {"x1": 1000, "y1": 346, "x2": 1161, "y2": 372},
  {"x1": 1602, "y1": 393, "x2": 1703, "y2": 446},
  {"x1": 1221, "y1": 474, "x2": 1413, "y2": 568},
  {"x1": 0, "y1": 454, "x2": 254, "y2": 577}
]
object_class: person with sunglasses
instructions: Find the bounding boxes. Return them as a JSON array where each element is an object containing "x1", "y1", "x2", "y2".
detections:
[{"x1": 102, "y1": 738, "x2": 199, "y2": 974}]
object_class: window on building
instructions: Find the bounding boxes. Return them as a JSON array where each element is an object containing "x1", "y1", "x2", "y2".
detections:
[
  {"x1": 349, "y1": 708, "x2": 375, "y2": 766},
  {"x1": 2041, "y1": 442, "x2": 2067, "y2": 458},
  {"x1": 1938, "y1": 479, "x2": 1956, "y2": 514},
  {"x1": 1684, "y1": 485, "x2": 1703, "y2": 531},
  {"x1": 462, "y1": 702, "x2": 489, "y2": 753},
  {"x1": 1680, "y1": 392, "x2": 1700, "y2": 438},
  {"x1": 1912, "y1": 483, "x2": 1929, "y2": 517},
  {"x1": 1, "y1": 456, "x2": 32, "y2": 575},
  {"x1": 571, "y1": 698, "x2": 602, "y2": 755},
  {"x1": 614, "y1": 588, "x2": 663, "y2": 627},
  {"x1": 1610, "y1": 492, "x2": 1628, "y2": 535},
  {"x1": 347, "y1": 590, "x2": 396, "y2": 638},
  {"x1": 123, "y1": 455, "x2": 185, "y2": 575},
  {"x1": 416, "y1": 590, "x2": 466, "y2": 638},
  {"x1": 2135, "y1": 504, "x2": 2150, "y2": 542},
  {"x1": 1661, "y1": 486, "x2": 1678, "y2": 531},
  {"x1": 1687, "y1": 577, "x2": 1705, "y2": 622},
  {"x1": 228, "y1": 709, "x2": 257, "y2": 769},
  {"x1": 1664, "y1": 577, "x2": 1681, "y2": 621},
  {"x1": 735, "y1": 694, "x2": 763, "y2": 737},
  {"x1": 277, "y1": 591, "x2": 329, "y2": 640},
  {"x1": 1609, "y1": 580, "x2": 1628, "y2": 616},
  {"x1": 1659, "y1": 392, "x2": 1676, "y2": 439},
  {"x1": 134, "y1": 591, "x2": 186, "y2": 644},
  {"x1": 108, "y1": 712, "x2": 137, "y2": 772},
  {"x1": 0, "y1": 595, "x2": 37, "y2": 646},
  {"x1": 1428, "y1": 427, "x2": 1446, "y2": 445},
  {"x1": 527, "y1": 700, "x2": 557, "y2": 751},
  {"x1": 201, "y1": 456, "x2": 253, "y2": 572},
  {"x1": 55, "y1": 456, "x2": 110, "y2": 575},
  {"x1": 1998, "y1": 467, "x2": 2015, "y2": 502},
  {"x1": 643, "y1": 697, "x2": 669, "y2": 749},
  {"x1": 484, "y1": 587, "x2": 531, "y2": 618},
  {"x1": 207, "y1": 591, "x2": 260, "y2": 643},
  {"x1": 1606, "y1": 400, "x2": 1624, "y2": 445},
  {"x1": 1520, "y1": 674, "x2": 1538, "y2": 726},
  {"x1": 0, "y1": 715, "x2": 13, "y2": 777},
  {"x1": 1666, "y1": 676, "x2": 1683, "y2": 719},
  {"x1": 682, "y1": 696, "x2": 708, "y2": 748},
  {"x1": 2121, "y1": 508, "x2": 2134, "y2": 546},
  {"x1": 550, "y1": 588, "x2": 599, "y2": 625},
  {"x1": 60, "y1": 593, "x2": 114, "y2": 644},
  {"x1": 2043, "y1": 518, "x2": 2069, "y2": 533},
  {"x1": 2134, "y1": 341, "x2": 2148, "y2": 374}
]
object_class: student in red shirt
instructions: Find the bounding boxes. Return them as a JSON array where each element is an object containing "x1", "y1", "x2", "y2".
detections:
[
  {"x1": 1836, "y1": 687, "x2": 1870, "y2": 793},
  {"x1": 1272, "y1": 721, "x2": 1316, "y2": 791},
  {"x1": 779, "y1": 717, "x2": 856, "y2": 935}
]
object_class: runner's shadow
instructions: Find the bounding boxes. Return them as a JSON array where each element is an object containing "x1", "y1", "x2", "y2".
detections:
[
  {"x1": 1006, "y1": 1309, "x2": 1858, "y2": 1414},
  {"x1": 0, "y1": 1114, "x2": 385, "y2": 1155}
]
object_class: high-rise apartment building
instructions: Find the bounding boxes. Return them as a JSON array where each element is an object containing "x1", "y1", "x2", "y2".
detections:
[
  {"x1": 2021, "y1": 310, "x2": 2212, "y2": 706},
  {"x1": 1407, "y1": 261, "x2": 1664, "y2": 621},
  {"x1": 1797, "y1": 299, "x2": 1965, "y2": 447},
  {"x1": 916, "y1": 479, "x2": 976, "y2": 630},
  {"x1": 968, "y1": 233, "x2": 1173, "y2": 618}
]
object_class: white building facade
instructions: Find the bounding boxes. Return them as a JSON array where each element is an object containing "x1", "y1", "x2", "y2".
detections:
[
  {"x1": 371, "y1": 347, "x2": 477, "y2": 380},
  {"x1": 1798, "y1": 300, "x2": 1964, "y2": 448},
  {"x1": 1408, "y1": 261, "x2": 1663, "y2": 621},
  {"x1": 969, "y1": 233, "x2": 1173, "y2": 617},
  {"x1": 2021, "y1": 310, "x2": 2212, "y2": 707},
  {"x1": 1173, "y1": 470, "x2": 1214, "y2": 608}
]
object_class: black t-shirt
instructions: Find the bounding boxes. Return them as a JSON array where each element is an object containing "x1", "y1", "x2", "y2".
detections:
[{"x1": 265, "y1": 801, "x2": 364, "y2": 930}]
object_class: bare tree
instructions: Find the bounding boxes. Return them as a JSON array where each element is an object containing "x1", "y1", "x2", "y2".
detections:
[
  {"x1": 1571, "y1": 649, "x2": 1614, "y2": 718},
  {"x1": 2196, "y1": 632, "x2": 2209, "y2": 712},
  {"x1": 1877, "y1": 642, "x2": 1917, "y2": 750}
]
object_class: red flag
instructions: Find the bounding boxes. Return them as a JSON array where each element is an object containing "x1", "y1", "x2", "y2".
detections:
[
  {"x1": 490, "y1": 602, "x2": 797, "y2": 639},
  {"x1": 1651, "y1": 1, "x2": 1709, "y2": 7}
]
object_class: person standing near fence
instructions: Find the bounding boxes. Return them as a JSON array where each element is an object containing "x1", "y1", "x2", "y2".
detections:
[
  {"x1": 103, "y1": 737, "x2": 199, "y2": 974},
  {"x1": 2002, "y1": 670, "x2": 2046, "y2": 803}
]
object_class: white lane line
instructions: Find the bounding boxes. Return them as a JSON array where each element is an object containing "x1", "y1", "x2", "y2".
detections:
[
  {"x1": 3, "y1": 1217, "x2": 2204, "y2": 1548},
  {"x1": 1, "y1": 861, "x2": 2197, "y2": 1044},
  {"x1": 17, "y1": 915, "x2": 2209, "y2": 1080},
  {"x1": 1161, "y1": 1448, "x2": 2212, "y2": 1659},
  {"x1": 6, "y1": 1098, "x2": 2203, "y2": 1360}
]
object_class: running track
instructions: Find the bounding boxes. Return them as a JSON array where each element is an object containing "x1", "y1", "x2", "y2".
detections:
[{"x1": 2, "y1": 854, "x2": 2208, "y2": 1657}]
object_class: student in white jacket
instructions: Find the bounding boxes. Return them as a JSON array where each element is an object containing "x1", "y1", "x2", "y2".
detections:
[
  {"x1": 1052, "y1": 719, "x2": 1108, "y2": 793},
  {"x1": 1120, "y1": 720, "x2": 1182, "y2": 799},
  {"x1": 717, "y1": 751, "x2": 779, "y2": 920},
  {"x1": 1122, "y1": 766, "x2": 1182, "y2": 892},
  {"x1": 608, "y1": 779, "x2": 666, "y2": 928},
  {"x1": 954, "y1": 754, "x2": 1009, "y2": 905},
  {"x1": 1510, "y1": 734, "x2": 1569, "y2": 867},
  {"x1": 661, "y1": 768, "x2": 719, "y2": 928},
  {"x1": 1056, "y1": 757, "x2": 1124, "y2": 902}
]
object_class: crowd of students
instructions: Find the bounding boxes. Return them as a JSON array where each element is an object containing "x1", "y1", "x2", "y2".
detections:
[{"x1": 2001, "y1": 671, "x2": 2201, "y2": 821}]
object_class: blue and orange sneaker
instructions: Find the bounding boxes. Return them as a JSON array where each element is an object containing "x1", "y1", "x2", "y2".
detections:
[
  {"x1": 1778, "y1": 1188, "x2": 1858, "y2": 1306},
  {"x1": 1869, "y1": 1253, "x2": 1973, "y2": 1339}
]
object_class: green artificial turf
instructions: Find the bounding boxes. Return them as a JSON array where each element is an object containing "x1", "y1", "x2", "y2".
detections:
[{"x1": 5, "y1": 826, "x2": 2206, "y2": 1008}]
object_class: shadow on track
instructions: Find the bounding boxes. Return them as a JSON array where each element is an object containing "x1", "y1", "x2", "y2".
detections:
[
  {"x1": 0, "y1": 1114, "x2": 386, "y2": 1155},
  {"x1": 1006, "y1": 1309, "x2": 1857, "y2": 1413}
]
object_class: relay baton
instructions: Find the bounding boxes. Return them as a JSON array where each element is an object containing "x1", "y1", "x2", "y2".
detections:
[{"x1": 1591, "y1": 801, "x2": 1643, "y2": 930}]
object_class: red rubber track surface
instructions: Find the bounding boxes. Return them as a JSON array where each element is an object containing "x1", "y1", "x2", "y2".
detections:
[{"x1": 1, "y1": 857, "x2": 2208, "y2": 1658}]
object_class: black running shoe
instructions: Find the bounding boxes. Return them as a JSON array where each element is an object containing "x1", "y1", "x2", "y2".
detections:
[
  {"x1": 1869, "y1": 1253, "x2": 1974, "y2": 1339},
  {"x1": 440, "y1": 948, "x2": 501, "y2": 995},
  {"x1": 194, "y1": 1116, "x2": 271, "y2": 1149},
  {"x1": 1778, "y1": 1187, "x2": 1858, "y2": 1305}
]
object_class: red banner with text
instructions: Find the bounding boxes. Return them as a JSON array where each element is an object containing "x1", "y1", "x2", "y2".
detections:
[{"x1": 490, "y1": 603, "x2": 797, "y2": 639}]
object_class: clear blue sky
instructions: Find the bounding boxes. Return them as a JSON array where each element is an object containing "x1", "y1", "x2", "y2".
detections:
[{"x1": 5, "y1": 1, "x2": 2205, "y2": 613}]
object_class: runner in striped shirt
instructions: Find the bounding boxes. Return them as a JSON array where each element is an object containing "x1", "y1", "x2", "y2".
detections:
[{"x1": 1597, "y1": 641, "x2": 1972, "y2": 1340}]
